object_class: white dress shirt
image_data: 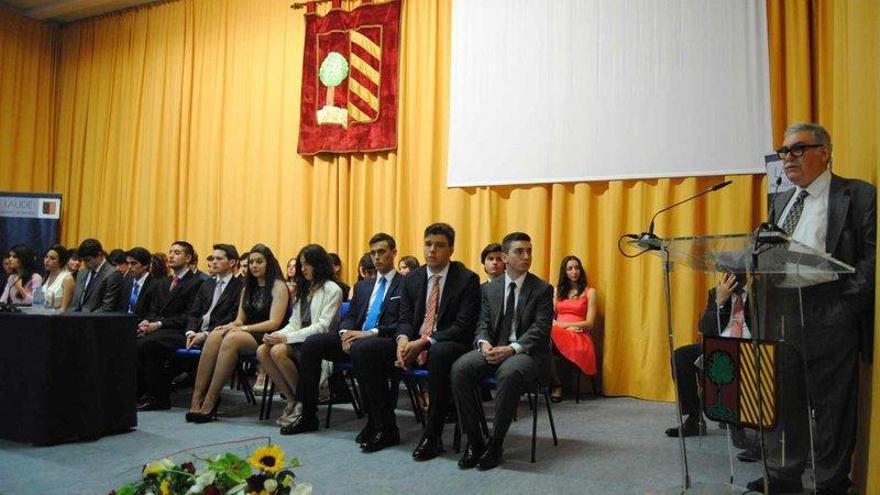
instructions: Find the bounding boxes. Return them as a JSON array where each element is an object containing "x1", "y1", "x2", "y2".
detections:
[
  {"x1": 421, "y1": 263, "x2": 450, "y2": 340},
  {"x1": 478, "y1": 271, "x2": 526, "y2": 354},
  {"x1": 777, "y1": 168, "x2": 836, "y2": 286},
  {"x1": 341, "y1": 270, "x2": 397, "y2": 336}
]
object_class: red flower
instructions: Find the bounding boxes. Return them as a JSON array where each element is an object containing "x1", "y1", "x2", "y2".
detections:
[
  {"x1": 204, "y1": 485, "x2": 222, "y2": 495},
  {"x1": 181, "y1": 462, "x2": 196, "y2": 474}
]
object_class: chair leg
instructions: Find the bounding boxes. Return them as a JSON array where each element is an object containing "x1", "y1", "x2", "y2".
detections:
[
  {"x1": 591, "y1": 374, "x2": 601, "y2": 396},
  {"x1": 544, "y1": 388, "x2": 558, "y2": 445},
  {"x1": 530, "y1": 392, "x2": 538, "y2": 463},
  {"x1": 453, "y1": 418, "x2": 462, "y2": 453},
  {"x1": 403, "y1": 378, "x2": 425, "y2": 427},
  {"x1": 259, "y1": 379, "x2": 269, "y2": 420},
  {"x1": 345, "y1": 371, "x2": 365, "y2": 418},
  {"x1": 264, "y1": 381, "x2": 275, "y2": 419},
  {"x1": 475, "y1": 386, "x2": 489, "y2": 437},
  {"x1": 576, "y1": 371, "x2": 581, "y2": 404}
]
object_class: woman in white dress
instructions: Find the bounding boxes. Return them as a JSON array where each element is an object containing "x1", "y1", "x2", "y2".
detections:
[{"x1": 42, "y1": 244, "x2": 75, "y2": 310}]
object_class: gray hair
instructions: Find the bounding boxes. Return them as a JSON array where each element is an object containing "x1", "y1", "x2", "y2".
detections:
[{"x1": 784, "y1": 122, "x2": 832, "y2": 146}]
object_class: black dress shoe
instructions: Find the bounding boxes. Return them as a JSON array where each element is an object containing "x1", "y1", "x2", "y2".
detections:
[
  {"x1": 280, "y1": 415, "x2": 319, "y2": 435},
  {"x1": 355, "y1": 424, "x2": 374, "y2": 445},
  {"x1": 458, "y1": 440, "x2": 486, "y2": 469},
  {"x1": 664, "y1": 419, "x2": 706, "y2": 437},
  {"x1": 412, "y1": 435, "x2": 444, "y2": 461},
  {"x1": 477, "y1": 439, "x2": 504, "y2": 470},
  {"x1": 361, "y1": 429, "x2": 400, "y2": 453},
  {"x1": 137, "y1": 399, "x2": 171, "y2": 411},
  {"x1": 736, "y1": 445, "x2": 761, "y2": 463},
  {"x1": 746, "y1": 476, "x2": 803, "y2": 494}
]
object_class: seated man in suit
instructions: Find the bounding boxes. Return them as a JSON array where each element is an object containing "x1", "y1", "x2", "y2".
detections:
[
  {"x1": 108, "y1": 248, "x2": 129, "y2": 276},
  {"x1": 189, "y1": 250, "x2": 210, "y2": 281},
  {"x1": 665, "y1": 272, "x2": 751, "y2": 442},
  {"x1": 451, "y1": 231, "x2": 554, "y2": 470},
  {"x1": 184, "y1": 244, "x2": 244, "y2": 349},
  {"x1": 136, "y1": 240, "x2": 204, "y2": 411},
  {"x1": 118, "y1": 247, "x2": 160, "y2": 318},
  {"x1": 282, "y1": 233, "x2": 404, "y2": 435},
  {"x1": 352, "y1": 223, "x2": 481, "y2": 458},
  {"x1": 67, "y1": 238, "x2": 124, "y2": 312}
]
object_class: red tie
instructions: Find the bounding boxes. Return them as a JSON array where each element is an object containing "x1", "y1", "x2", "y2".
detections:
[
  {"x1": 729, "y1": 293, "x2": 744, "y2": 338},
  {"x1": 170, "y1": 275, "x2": 180, "y2": 292},
  {"x1": 417, "y1": 274, "x2": 441, "y2": 365}
]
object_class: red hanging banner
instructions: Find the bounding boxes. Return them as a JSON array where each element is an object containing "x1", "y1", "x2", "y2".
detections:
[{"x1": 297, "y1": 0, "x2": 401, "y2": 155}]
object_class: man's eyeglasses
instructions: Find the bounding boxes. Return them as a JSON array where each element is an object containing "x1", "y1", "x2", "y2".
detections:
[
  {"x1": 206, "y1": 256, "x2": 227, "y2": 262},
  {"x1": 776, "y1": 143, "x2": 824, "y2": 160}
]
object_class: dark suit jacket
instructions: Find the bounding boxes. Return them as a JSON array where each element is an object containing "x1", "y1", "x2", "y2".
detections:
[
  {"x1": 146, "y1": 271, "x2": 204, "y2": 331},
  {"x1": 185, "y1": 275, "x2": 243, "y2": 333},
  {"x1": 698, "y1": 288, "x2": 752, "y2": 337},
  {"x1": 341, "y1": 272, "x2": 404, "y2": 338},
  {"x1": 117, "y1": 273, "x2": 160, "y2": 318},
  {"x1": 477, "y1": 272, "x2": 554, "y2": 367},
  {"x1": 770, "y1": 173, "x2": 876, "y2": 361},
  {"x1": 68, "y1": 261, "x2": 123, "y2": 313},
  {"x1": 397, "y1": 261, "x2": 480, "y2": 345}
]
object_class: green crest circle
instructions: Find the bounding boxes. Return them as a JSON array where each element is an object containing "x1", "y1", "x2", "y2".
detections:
[{"x1": 319, "y1": 52, "x2": 349, "y2": 87}]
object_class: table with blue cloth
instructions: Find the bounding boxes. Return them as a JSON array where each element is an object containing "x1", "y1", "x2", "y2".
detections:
[{"x1": 0, "y1": 311, "x2": 138, "y2": 445}]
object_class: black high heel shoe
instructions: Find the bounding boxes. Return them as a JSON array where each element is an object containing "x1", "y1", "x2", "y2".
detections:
[{"x1": 190, "y1": 397, "x2": 221, "y2": 424}]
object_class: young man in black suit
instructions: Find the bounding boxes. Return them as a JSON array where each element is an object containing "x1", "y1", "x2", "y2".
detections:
[
  {"x1": 183, "y1": 244, "x2": 244, "y2": 349},
  {"x1": 282, "y1": 233, "x2": 404, "y2": 435},
  {"x1": 136, "y1": 240, "x2": 204, "y2": 411},
  {"x1": 352, "y1": 223, "x2": 481, "y2": 458},
  {"x1": 68, "y1": 238, "x2": 124, "y2": 312},
  {"x1": 451, "y1": 231, "x2": 554, "y2": 470},
  {"x1": 118, "y1": 247, "x2": 160, "y2": 318}
]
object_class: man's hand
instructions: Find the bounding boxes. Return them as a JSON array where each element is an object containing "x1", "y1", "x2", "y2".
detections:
[
  {"x1": 407, "y1": 339, "x2": 430, "y2": 366},
  {"x1": 395, "y1": 336, "x2": 410, "y2": 369},
  {"x1": 342, "y1": 330, "x2": 373, "y2": 344},
  {"x1": 485, "y1": 345, "x2": 515, "y2": 365},
  {"x1": 186, "y1": 332, "x2": 207, "y2": 349},
  {"x1": 715, "y1": 272, "x2": 738, "y2": 306},
  {"x1": 137, "y1": 321, "x2": 160, "y2": 337},
  {"x1": 480, "y1": 341, "x2": 493, "y2": 357},
  {"x1": 263, "y1": 333, "x2": 284, "y2": 346}
]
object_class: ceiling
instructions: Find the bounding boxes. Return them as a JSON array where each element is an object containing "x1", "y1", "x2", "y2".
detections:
[{"x1": 1, "y1": 0, "x2": 160, "y2": 23}]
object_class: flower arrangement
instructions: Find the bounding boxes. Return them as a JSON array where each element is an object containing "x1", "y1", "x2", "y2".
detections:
[{"x1": 108, "y1": 444, "x2": 311, "y2": 495}]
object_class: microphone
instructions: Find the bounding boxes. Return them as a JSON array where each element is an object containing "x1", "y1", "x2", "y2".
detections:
[
  {"x1": 755, "y1": 176, "x2": 787, "y2": 245},
  {"x1": 632, "y1": 180, "x2": 733, "y2": 250}
]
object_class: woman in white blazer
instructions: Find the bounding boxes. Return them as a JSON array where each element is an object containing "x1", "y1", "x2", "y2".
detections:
[{"x1": 258, "y1": 244, "x2": 342, "y2": 428}]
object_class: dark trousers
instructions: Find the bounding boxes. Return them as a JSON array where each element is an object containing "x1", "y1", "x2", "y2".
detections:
[
  {"x1": 136, "y1": 327, "x2": 185, "y2": 402},
  {"x1": 451, "y1": 350, "x2": 541, "y2": 443},
  {"x1": 296, "y1": 332, "x2": 349, "y2": 419},
  {"x1": 672, "y1": 343, "x2": 703, "y2": 418},
  {"x1": 765, "y1": 285, "x2": 860, "y2": 491},
  {"x1": 351, "y1": 337, "x2": 469, "y2": 437}
]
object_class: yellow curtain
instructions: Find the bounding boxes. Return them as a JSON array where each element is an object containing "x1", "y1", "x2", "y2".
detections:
[{"x1": 0, "y1": 6, "x2": 57, "y2": 192}]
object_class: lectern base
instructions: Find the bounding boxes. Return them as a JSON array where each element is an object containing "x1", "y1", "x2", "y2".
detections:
[{"x1": 645, "y1": 482, "x2": 748, "y2": 495}]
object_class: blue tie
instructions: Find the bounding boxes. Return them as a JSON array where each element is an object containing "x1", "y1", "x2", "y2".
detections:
[
  {"x1": 128, "y1": 282, "x2": 141, "y2": 313},
  {"x1": 362, "y1": 276, "x2": 387, "y2": 330}
]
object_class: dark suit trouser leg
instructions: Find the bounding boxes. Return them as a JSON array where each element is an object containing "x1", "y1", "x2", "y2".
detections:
[
  {"x1": 424, "y1": 341, "x2": 470, "y2": 437},
  {"x1": 672, "y1": 343, "x2": 703, "y2": 418},
  {"x1": 137, "y1": 328, "x2": 185, "y2": 402},
  {"x1": 296, "y1": 332, "x2": 348, "y2": 420},
  {"x1": 451, "y1": 350, "x2": 497, "y2": 441},
  {"x1": 492, "y1": 353, "x2": 541, "y2": 441},
  {"x1": 768, "y1": 295, "x2": 860, "y2": 490},
  {"x1": 350, "y1": 337, "x2": 397, "y2": 432}
]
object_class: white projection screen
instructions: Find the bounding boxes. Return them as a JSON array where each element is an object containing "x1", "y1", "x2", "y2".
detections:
[{"x1": 447, "y1": 0, "x2": 772, "y2": 187}]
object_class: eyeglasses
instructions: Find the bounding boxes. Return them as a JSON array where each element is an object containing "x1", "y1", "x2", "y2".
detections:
[
  {"x1": 206, "y1": 256, "x2": 226, "y2": 262},
  {"x1": 776, "y1": 143, "x2": 824, "y2": 160}
]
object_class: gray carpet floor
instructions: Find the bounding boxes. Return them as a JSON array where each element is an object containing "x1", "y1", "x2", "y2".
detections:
[{"x1": 1, "y1": 387, "x2": 781, "y2": 494}]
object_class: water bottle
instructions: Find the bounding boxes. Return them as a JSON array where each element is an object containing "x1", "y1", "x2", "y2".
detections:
[{"x1": 33, "y1": 285, "x2": 45, "y2": 307}]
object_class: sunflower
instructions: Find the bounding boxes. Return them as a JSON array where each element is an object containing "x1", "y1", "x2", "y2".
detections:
[
  {"x1": 248, "y1": 445, "x2": 285, "y2": 474},
  {"x1": 159, "y1": 479, "x2": 171, "y2": 495}
]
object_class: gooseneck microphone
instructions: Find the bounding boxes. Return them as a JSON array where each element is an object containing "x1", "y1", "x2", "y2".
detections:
[
  {"x1": 633, "y1": 180, "x2": 733, "y2": 249},
  {"x1": 755, "y1": 175, "x2": 787, "y2": 245}
]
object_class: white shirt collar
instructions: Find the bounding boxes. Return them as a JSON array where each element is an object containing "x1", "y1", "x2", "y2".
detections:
[
  {"x1": 216, "y1": 272, "x2": 233, "y2": 286},
  {"x1": 173, "y1": 267, "x2": 189, "y2": 279},
  {"x1": 427, "y1": 263, "x2": 450, "y2": 281},
  {"x1": 797, "y1": 168, "x2": 831, "y2": 198},
  {"x1": 136, "y1": 272, "x2": 149, "y2": 285},
  {"x1": 378, "y1": 269, "x2": 396, "y2": 284},
  {"x1": 504, "y1": 271, "x2": 527, "y2": 289}
]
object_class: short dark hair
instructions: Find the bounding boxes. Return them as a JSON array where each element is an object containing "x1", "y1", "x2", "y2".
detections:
[
  {"x1": 359, "y1": 252, "x2": 375, "y2": 271},
  {"x1": 328, "y1": 252, "x2": 342, "y2": 267},
  {"x1": 76, "y1": 238, "x2": 103, "y2": 258},
  {"x1": 501, "y1": 232, "x2": 531, "y2": 253},
  {"x1": 126, "y1": 247, "x2": 152, "y2": 266},
  {"x1": 424, "y1": 223, "x2": 455, "y2": 247},
  {"x1": 46, "y1": 244, "x2": 71, "y2": 267},
  {"x1": 480, "y1": 243, "x2": 503, "y2": 264},
  {"x1": 212, "y1": 243, "x2": 239, "y2": 261},
  {"x1": 369, "y1": 232, "x2": 396, "y2": 250},
  {"x1": 399, "y1": 255, "x2": 419, "y2": 271},
  {"x1": 239, "y1": 252, "x2": 250, "y2": 262},
  {"x1": 172, "y1": 240, "x2": 195, "y2": 262},
  {"x1": 108, "y1": 249, "x2": 127, "y2": 265}
]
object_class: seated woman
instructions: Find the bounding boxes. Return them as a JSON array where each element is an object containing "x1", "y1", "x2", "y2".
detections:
[
  {"x1": 550, "y1": 255, "x2": 598, "y2": 402},
  {"x1": 397, "y1": 255, "x2": 419, "y2": 275},
  {"x1": 257, "y1": 244, "x2": 342, "y2": 431},
  {"x1": 1, "y1": 245, "x2": 43, "y2": 305},
  {"x1": 328, "y1": 252, "x2": 351, "y2": 302},
  {"x1": 285, "y1": 256, "x2": 297, "y2": 296},
  {"x1": 186, "y1": 244, "x2": 289, "y2": 423},
  {"x1": 42, "y1": 244, "x2": 75, "y2": 310}
]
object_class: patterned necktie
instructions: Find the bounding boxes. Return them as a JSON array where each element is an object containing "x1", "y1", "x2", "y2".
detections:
[
  {"x1": 170, "y1": 275, "x2": 180, "y2": 292},
  {"x1": 781, "y1": 190, "x2": 809, "y2": 236},
  {"x1": 417, "y1": 274, "x2": 441, "y2": 365},
  {"x1": 363, "y1": 276, "x2": 387, "y2": 330},
  {"x1": 128, "y1": 281, "x2": 141, "y2": 313},
  {"x1": 500, "y1": 282, "x2": 517, "y2": 345},
  {"x1": 729, "y1": 293, "x2": 744, "y2": 338}
]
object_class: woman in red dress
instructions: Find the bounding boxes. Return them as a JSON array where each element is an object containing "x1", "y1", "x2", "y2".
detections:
[{"x1": 550, "y1": 255, "x2": 597, "y2": 402}]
